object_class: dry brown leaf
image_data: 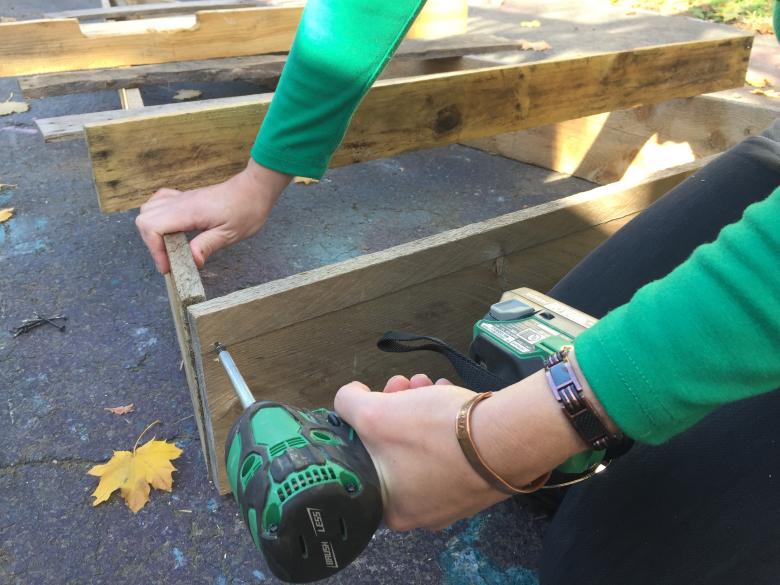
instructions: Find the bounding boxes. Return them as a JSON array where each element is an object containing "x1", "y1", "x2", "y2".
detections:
[
  {"x1": 105, "y1": 403, "x2": 135, "y2": 416},
  {"x1": 520, "y1": 19, "x2": 541, "y2": 28},
  {"x1": 518, "y1": 40, "x2": 551, "y2": 52},
  {"x1": 0, "y1": 208, "x2": 14, "y2": 223},
  {"x1": 88, "y1": 424, "x2": 182, "y2": 513},
  {"x1": 0, "y1": 101, "x2": 28, "y2": 116},
  {"x1": 173, "y1": 89, "x2": 202, "y2": 101},
  {"x1": 293, "y1": 176, "x2": 320, "y2": 185},
  {"x1": 751, "y1": 88, "x2": 780, "y2": 99}
]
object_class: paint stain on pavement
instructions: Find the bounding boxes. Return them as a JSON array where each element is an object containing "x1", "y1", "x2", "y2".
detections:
[{"x1": 439, "y1": 514, "x2": 539, "y2": 585}]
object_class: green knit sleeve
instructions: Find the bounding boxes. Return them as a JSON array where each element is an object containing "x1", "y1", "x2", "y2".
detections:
[
  {"x1": 251, "y1": 0, "x2": 427, "y2": 179},
  {"x1": 575, "y1": 186, "x2": 780, "y2": 444}
]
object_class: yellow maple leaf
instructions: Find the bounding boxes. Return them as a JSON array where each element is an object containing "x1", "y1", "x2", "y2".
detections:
[
  {"x1": 88, "y1": 424, "x2": 182, "y2": 513},
  {"x1": 0, "y1": 208, "x2": 13, "y2": 223},
  {"x1": 751, "y1": 88, "x2": 780, "y2": 99}
]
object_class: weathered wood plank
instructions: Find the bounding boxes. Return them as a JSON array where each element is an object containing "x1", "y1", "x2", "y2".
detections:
[
  {"x1": 464, "y1": 94, "x2": 780, "y2": 185},
  {"x1": 165, "y1": 233, "x2": 206, "y2": 305},
  {"x1": 84, "y1": 36, "x2": 751, "y2": 213},
  {"x1": 190, "y1": 157, "x2": 713, "y2": 492},
  {"x1": 45, "y1": 0, "x2": 265, "y2": 21},
  {"x1": 37, "y1": 94, "x2": 270, "y2": 143},
  {"x1": 0, "y1": 6, "x2": 302, "y2": 76},
  {"x1": 20, "y1": 33, "x2": 520, "y2": 99},
  {"x1": 34, "y1": 57, "x2": 492, "y2": 142},
  {"x1": 118, "y1": 87, "x2": 144, "y2": 110}
]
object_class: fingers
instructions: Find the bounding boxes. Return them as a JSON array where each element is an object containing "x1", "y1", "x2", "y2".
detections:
[
  {"x1": 135, "y1": 214, "x2": 171, "y2": 274},
  {"x1": 382, "y1": 374, "x2": 453, "y2": 393},
  {"x1": 383, "y1": 375, "x2": 411, "y2": 394},
  {"x1": 409, "y1": 373, "x2": 434, "y2": 389}
]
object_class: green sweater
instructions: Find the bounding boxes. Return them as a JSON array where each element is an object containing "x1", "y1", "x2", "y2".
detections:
[{"x1": 253, "y1": 0, "x2": 780, "y2": 445}]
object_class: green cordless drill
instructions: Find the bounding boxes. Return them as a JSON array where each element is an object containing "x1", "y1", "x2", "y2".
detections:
[
  {"x1": 217, "y1": 288, "x2": 605, "y2": 583},
  {"x1": 217, "y1": 344, "x2": 382, "y2": 583}
]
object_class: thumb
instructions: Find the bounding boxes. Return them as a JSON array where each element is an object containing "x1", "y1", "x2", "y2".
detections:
[
  {"x1": 189, "y1": 228, "x2": 228, "y2": 268},
  {"x1": 334, "y1": 381, "x2": 373, "y2": 428}
]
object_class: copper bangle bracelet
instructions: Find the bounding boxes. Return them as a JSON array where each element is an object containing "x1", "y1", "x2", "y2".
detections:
[{"x1": 455, "y1": 392, "x2": 551, "y2": 495}]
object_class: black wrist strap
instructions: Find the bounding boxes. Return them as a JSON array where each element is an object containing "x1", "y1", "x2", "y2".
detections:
[{"x1": 377, "y1": 331, "x2": 508, "y2": 392}]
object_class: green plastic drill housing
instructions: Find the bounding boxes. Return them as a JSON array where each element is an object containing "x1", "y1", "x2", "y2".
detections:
[
  {"x1": 469, "y1": 287, "x2": 604, "y2": 473},
  {"x1": 225, "y1": 401, "x2": 381, "y2": 583}
]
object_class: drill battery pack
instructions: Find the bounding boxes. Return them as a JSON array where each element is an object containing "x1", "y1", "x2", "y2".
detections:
[{"x1": 470, "y1": 287, "x2": 597, "y2": 383}]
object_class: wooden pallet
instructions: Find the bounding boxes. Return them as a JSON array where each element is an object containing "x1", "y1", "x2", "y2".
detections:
[{"x1": 5, "y1": 5, "x2": 772, "y2": 493}]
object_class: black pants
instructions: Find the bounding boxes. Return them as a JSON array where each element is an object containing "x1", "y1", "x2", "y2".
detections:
[{"x1": 540, "y1": 121, "x2": 780, "y2": 585}]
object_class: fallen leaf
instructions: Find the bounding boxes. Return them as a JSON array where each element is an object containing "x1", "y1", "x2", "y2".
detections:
[
  {"x1": 751, "y1": 88, "x2": 780, "y2": 99},
  {"x1": 105, "y1": 403, "x2": 135, "y2": 416},
  {"x1": 0, "y1": 183, "x2": 16, "y2": 192},
  {"x1": 0, "y1": 101, "x2": 28, "y2": 116},
  {"x1": 520, "y1": 19, "x2": 541, "y2": 28},
  {"x1": 88, "y1": 423, "x2": 182, "y2": 513},
  {"x1": 172, "y1": 89, "x2": 202, "y2": 101},
  {"x1": 745, "y1": 72, "x2": 772, "y2": 89},
  {"x1": 293, "y1": 176, "x2": 319, "y2": 185},
  {"x1": 0, "y1": 208, "x2": 13, "y2": 223},
  {"x1": 518, "y1": 39, "x2": 551, "y2": 52}
]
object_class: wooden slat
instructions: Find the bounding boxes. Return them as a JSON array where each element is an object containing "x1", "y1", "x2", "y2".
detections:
[
  {"x1": 20, "y1": 55, "x2": 284, "y2": 100},
  {"x1": 85, "y1": 35, "x2": 751, "y2": 213},
  {"x1": 465, "y1": 94, "x2": 780, "y2": 185},
  {"x1": 165, "y1": 233, "x2": 206, "y2": 305},
  {"x1": 189, "y1": 157, "x2": 713, "y2": 492},
  {"x1": 118, "y1": 87, "x2": 144, "y2": 110},
  {"x1": 38, "y1": 94, "x2": 269, "y2": 143},
  {"x1": 163, "y1": 235, "x2": 210, "y2": 475},
  {"x1": 45, "y1": 0, "x2": 265, "y2": 20},
  {"x1": 34, "y1": 56, "x2": 490, "y2": 142},
  {"x1": 119, "y1": 86, "x2": 210, "y2": 474},
  {"x1": 0, "y1": 6, "x2": 302, "y2": 76},
  {"x1": 20, "y1": 33, "x2": 520, "y2": 99},
  {"x1": 116, "y1": 63, "x2": 210, "y2": 475}
]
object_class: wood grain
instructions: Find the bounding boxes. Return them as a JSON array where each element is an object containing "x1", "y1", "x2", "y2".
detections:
[
  {"x1": 164, "y1": 233, "x2": 206, "y2": 306},
  {"x1": 20, "y1": 34, "x2": 518, "y2": 100},
  {"x1": 44, "y1": 0, "x2": 265, "y2": 21},
  {"x1": 186, "y1": 158, "x2": 713, "y2": 491},
  {"x1": 85, "y1": 35, "x2": 751, "y2": 213},
  {"x1": 38, "y1": 94, "x2": 269, "y2": 142},
  {"x1": 19, "y1": 54, "x2": 285, "y2": 100},
  {"x1": 0, "y1": 6, "x2": 302, "y2": 76},
  {"x1": 465, "y1": 94, "x2": 780, "y2": 185}
]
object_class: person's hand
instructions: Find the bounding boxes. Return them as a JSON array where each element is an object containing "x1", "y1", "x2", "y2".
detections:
[
  {"x1": 335, "y1": 374, "x2": 506, "y2": 531},
  {"x1": 334, "y1": 368, "x2": 591, "y2": 531},
  {"x1": 135, "y1": 159, "x2": 292, "y2": 273}
]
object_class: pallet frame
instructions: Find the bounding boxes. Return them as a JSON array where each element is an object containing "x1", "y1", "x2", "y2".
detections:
[{"x1": 7, "y1": 4, "x2": 773, "y2": 492}]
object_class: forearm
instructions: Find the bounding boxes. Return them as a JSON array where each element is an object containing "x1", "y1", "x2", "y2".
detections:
[
  {"x1": 471, "y1": 351, "x2": 615, "y2": 486},
  {"x1": 252, "y1": 0, "x2": 427, "y2": 179},
  {"x1": 576, "y1": 186, "x2": 780, "y2": 444}
]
